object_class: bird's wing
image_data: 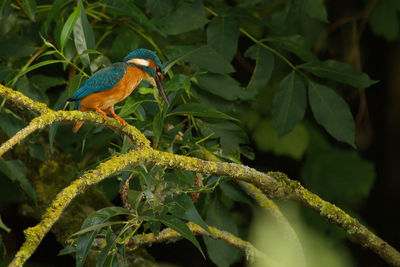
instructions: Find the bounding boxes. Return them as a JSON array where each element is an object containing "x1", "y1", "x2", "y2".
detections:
[{"x1": 69, "y1": 63, "x2": 127, "y2": 100}]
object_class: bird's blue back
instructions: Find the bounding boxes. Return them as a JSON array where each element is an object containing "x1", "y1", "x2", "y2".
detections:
[{"x1": 70, "y1": 63, "x2": 127, "y2": 105}]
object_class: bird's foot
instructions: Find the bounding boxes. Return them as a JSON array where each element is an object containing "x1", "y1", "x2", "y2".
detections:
[
  {"x1": 95, "y1": 107, "x2": 108, "y2": 121},
  {"x1": 110, "y1": 109, "x2": 127, "y2": 128}
]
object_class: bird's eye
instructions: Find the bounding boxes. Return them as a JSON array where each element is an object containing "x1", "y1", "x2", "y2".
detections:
[{"x1": 156, "y1": 66, "x2": 161, "y2": 73}]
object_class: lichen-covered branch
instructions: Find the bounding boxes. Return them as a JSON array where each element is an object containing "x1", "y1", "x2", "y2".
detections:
[
  {"x1": 1, "y1": 84, "x2": 400, "y2": 267},
  {"x1": 128, "y1": 222, "x2": 279, "y2": 266}
]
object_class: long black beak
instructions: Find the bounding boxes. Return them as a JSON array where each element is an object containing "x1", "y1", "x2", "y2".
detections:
[{"x1": 155, "y1": 74, "x2": 170, "y2": 106}]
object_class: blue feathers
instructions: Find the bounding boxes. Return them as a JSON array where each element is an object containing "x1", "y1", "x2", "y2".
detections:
[{"x1": 69, "y1": 63, "x2": 127, "y2": 102}]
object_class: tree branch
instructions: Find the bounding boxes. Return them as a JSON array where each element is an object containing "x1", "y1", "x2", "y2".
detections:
[
  {"x1": 1, "y1": 84, "x2": 399, "y2": 266},
  {"x1": 128, "y1": 222, "x2": 280, "y2": 266}
]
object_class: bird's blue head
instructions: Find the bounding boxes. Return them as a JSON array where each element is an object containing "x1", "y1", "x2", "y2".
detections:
[
  {"x1": 123, "y1": 48, "x2": 169, "y2": 106},
  {"x1": 123, "y1": 48, "x2": 163, "y2": 78}
]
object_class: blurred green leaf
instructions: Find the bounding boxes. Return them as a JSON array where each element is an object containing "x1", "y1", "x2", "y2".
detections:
[
  {"x1": 243, "y1": 44, "x2": 274, "y2": 99},
  {"x1": 155, "y1": 0, "x2": 208, "y2": 35},
  {"x1": 58, "y1": 245, "x2": 76, "y2": 256},
  {"x1": 0, "y1": 36, "x2": 36, "y2": 58},
  {"x1": 0, "y1": 159, "x2": 36, "y2": 203},
  {"x1": 30, "y1": 75, "x2": 67, "y2": 91},
  {"x1": 0, "y1": 65, "x2": 13, "y2": 83},
  {"x1": 0, "y1": 110, "x2": 26, "y2": 137},
  {"x1": 265, "y1": 35, "x2": 318, "y2": 62},
  {"x1": 165, "y1": 45, "x2": 235, "y2": 74},
  {"x1": 196, "y1": 73, "x2": 243, "y2": 100},
  {"x1": 299, "y1": 60, "x2": 377, "y2": 88},
  {"x1": 13, "y1": 60, "x2": 66, "y2": 82},
  {"x1": 109, "y1": 28, "x2": 140, "y2": 61},
  {"x1": 207, "y1": 17, "x2": 239, "y2": 61},
  {"x1": 21, "y1": 0, "x2": 36, "y2": 21},
  {"x1": 153, "y1": 110, "x2": 164, "y2": 142},
  {"x1": 73, "y1": 0, "x2": 95, "y2": 68},
  {"x1": 29, "y1": 143, "x2": 47, "y2": 161},
  {"x1": 301, "y1": 149, "x2": 375, "y2": 202},
  {"x1": 0, "y1": 216, "x2": 10, "y2": 233},
  {"x1": 146, "y1": 0, "x2": 174, "y2": 18},
  {"x1": 43, "y1": 0, "x2": 72, "y2": 34},
  {"x1": 167, "y1": 193, "x2": 212, "y2": 235},
  {"x1": 127, "y1": 190, "x2": 143, "y2": 211},
  {"x1": 166, "y1": 74, "x2": 191, "y2": 95},
  {"x1": 272, "y1": 71, "x2": 306, "y2": 136},
  {"x1": 168, "y1": 103, "x2": 238, "y2": 121},
  {"x1": 308, "y1": 81, "x2": 355, "y2": 147},
  {"x1": 101, "y1": 0, "x2": 156, "y2": 31},
  {"x1": 253, "y1": 120, "x2": 309, "y2": 160},
  {"x1": 296, "y1": 0, "x2": 328, "y2": 22},
  {"x1": 369, "y1": 0, "x2": 399, "y2": 41},
  {"x1": 15, "y1": 77, "x2": 49, "y2": 104},
  {"x1": 60, "y1": 3, "x2": 81, "y2": 52},
  {"x1": 203, "y1": 196, "x2": 239, "y2": 267}
]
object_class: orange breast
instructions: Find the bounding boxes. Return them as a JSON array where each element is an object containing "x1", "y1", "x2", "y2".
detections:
[{"x1": 79, "y1": 66, "x2": 146, "y2": 110}]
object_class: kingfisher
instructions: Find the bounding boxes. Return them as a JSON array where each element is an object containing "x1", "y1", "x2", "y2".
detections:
[{"x1": 66, "y1": 48, "x2": 169, "y2": 133}]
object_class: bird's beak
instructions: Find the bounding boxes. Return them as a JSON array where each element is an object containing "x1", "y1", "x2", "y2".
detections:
[{"x1": 156, "y1": 72, "x2": 170, "y2": 106}]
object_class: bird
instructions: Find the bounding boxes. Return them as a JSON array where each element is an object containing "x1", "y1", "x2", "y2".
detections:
[{"x1": 66, "y1": 48, "x2": 170, "y2": 133}]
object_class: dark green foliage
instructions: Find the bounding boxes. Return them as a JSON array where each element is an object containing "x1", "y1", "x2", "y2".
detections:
[{"x1": 0, "y1": 0, "x2": 387, "y2": 266}]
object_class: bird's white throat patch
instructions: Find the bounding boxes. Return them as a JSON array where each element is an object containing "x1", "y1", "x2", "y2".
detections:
[{"x1": 127, "y1": 58, "x2": 150, "y2": 66}]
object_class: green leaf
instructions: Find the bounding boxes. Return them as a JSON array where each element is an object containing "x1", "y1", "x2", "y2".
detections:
[
  {"x1": 252, "y1": 120, "x2": 309, "y2": 160},
  {"x1": 0, "y1": 64, "x2": 13, "y2": 83},
  {"x1": 15, "y1": 77, "x2": 48, "y2": 104},
  {"x1": 0, "y1": 110, "x2": 26, "y2": 137},
  {"x1": 165, "y1": 45, "x2": 235, "y2": 74},
  {"x1": 207, "y1": 17, "x2": 239, "y2": 61},
  {"x1": 0, "y1": 36, "x2": 36, "y2": 58},
  {"x1": 265, "y1": 35, "x2": 318, "y2": 62},
  {"x1": 299, "y1": 60, "x2": 377, "y2": 88},
  {"x1": 168, "y1": 103, "x2": 238, "y2": 121},
  {"x1": 198, "y1": 121, "x2": 249, "y2": 156},
  {"x1": 155, "y1": 0, "x2": 208, "y2": 35},
  {"x1": 146, "y1": 0, "x2": 174, "y2": 18},
  {"x1": 157, "y1": 214, "x2": 205, "y2": 257},
  {"x1": 101, "y1": 0, "x2": 156, "y2": 32},
  {"x1": 75, "y1": 207, "x2": 130, "y2": 267},
  {"x1": 153, "y1": 111, "x2": 164, "y2": 142},
  {"x1": 73, "y1": 0, "x2": 95, "y2": 68},
  {"x1": 0, "y1": 159, "x2": 36, "y2": 203},
  {"x1": 30, "y1": 75, "x2": 67, "y2": 91},
  {"x1": 297, "y1": 0, "x2": 328, "y2": 22},
  {"x1": 167, "y1": 194, "x2": 212, "y2": 235},
  {"x1": 369, "y1": 0, "x2": 399, "y2": 41},
  {"x1": 243, "y1": 44, "x2": 274, "y2": 99},
  {"x1": 166, "y1": 74, "x2": 191, "y2": 95},
  {"x1": 13, "y1": 60, "x2": 66, "y2": 82},
  {"x1": 272, "y1": 71, "x2": 307, "y2": 136},
  {"x1": 60, "y1": 4, "x2": 81, "y2": 52},
  {"x1": 196, "y1": 73, "x2": 243, "y2": 100},
  {"x1": 29, "y1": 143, "x2": 47, "y2": 161},
  {"x1": 308, "y1": 81, "x2": 355, "y2": 147},
  {"x1": 97, "y1": 227, "x2": 118, "y2": 267},
  {"x1": 203, "y1": 197, "x2": 239, "y2": 267},
  {"x1": 43, "y1": 0, "x2": 71, "y2": 34},
  {"x1": 301, "y1": 149, "x2": 375, "y2": 202},
  {"x1": 58, "y1": 245, "x2": 76, "y2": 256},
  {"x1": 22, "y1": 0, "x2": 36, "y2": 21},
  {"x1": 219, "y1": 181, "x2": 251, "y2": 205},
  {"x1": 21, "y1": 1, "x2": 36, "y2": 21},
  {"x1": 0, "y1": 216, "x2": 10, "y2": 233}
]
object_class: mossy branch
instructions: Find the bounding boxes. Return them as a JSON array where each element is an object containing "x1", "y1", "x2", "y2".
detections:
[
  {"x1": 1, "y1": 84, "x2": 400, "y2": 266},
  {"x1": 128, "y1": 221, "x2": 280, "y2": 266}
]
